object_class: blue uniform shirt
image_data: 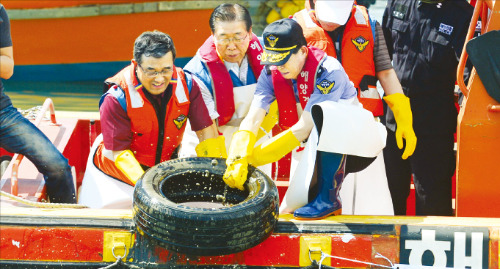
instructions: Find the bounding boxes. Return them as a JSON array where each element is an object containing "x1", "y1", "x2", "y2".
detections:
[{"x1": 252, "y1": 55, "x2": 357, "y2": 113}]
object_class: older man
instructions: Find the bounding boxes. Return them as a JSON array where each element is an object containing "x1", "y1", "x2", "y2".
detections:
[{"x1": 180, "y1": 3, "x2": 277, "y2": 162}]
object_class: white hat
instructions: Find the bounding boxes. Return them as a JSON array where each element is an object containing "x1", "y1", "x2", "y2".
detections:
[{"x1": 315, "y1": 0, "x2": 354, "y2": 25}]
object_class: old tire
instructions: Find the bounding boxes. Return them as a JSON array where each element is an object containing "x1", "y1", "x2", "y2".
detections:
[{"x1": 133, "y1": 157, "x2": 279, "y2": 256}]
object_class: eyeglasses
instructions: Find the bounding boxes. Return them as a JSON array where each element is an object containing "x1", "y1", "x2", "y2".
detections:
[
  {"x1": 138, "y1": 64, "x2": 173, "y2": 78},
  {"x1": 215, "y1": 34, "x2": 248, "y2": 46}
]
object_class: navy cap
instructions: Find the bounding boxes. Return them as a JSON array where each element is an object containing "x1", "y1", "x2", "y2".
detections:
[{"x1": 261, "y1": 18, "x2": 306, "y2": 66}]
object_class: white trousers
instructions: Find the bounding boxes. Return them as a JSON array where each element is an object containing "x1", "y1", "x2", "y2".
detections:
[{"x1": 340, "y1": 153, "x2": 394, "y2": 215}]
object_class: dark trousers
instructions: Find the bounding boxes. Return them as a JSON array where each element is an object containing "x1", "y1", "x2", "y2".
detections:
[
  {"x1": 383, "y1": 129, "x2": 455, "y2": 216},
  {"x1": 0, "y1": 105, "x2": 76, "y2": 203}
]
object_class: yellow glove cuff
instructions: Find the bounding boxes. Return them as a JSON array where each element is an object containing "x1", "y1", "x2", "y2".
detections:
[
  {"x1": 115, "y1": 150, "x2": 144, "y2": 185},
  {"x1": 227, "y1": 130, "x2": 257, "y2": 161},
  {"x1": 249, "y1": 129, "x2": 300, "y2": 167},
  {"x1": 383, "y1": 93, "x2": 411, "y2": 114},
  {"x1": 256, "y1": 101, "x2": 279, "y2": 141},
  {"x1": 195, "y1": 136, "x2": 228, "y2": 158}
]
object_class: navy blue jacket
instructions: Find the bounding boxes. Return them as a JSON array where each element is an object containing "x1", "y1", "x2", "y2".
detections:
[{"x1": 382, "y1": 0, "x2": 474, "y2": 135}]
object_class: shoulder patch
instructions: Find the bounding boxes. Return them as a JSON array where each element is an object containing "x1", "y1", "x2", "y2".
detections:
[{"x1": 317, "y1": 79, "x2": 335, "y2": 95}]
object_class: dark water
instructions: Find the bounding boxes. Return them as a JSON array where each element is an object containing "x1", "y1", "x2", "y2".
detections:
[
  {"x1": 4, "y1": 81, "x2": 102, "y2": 112},
  {"x1": 3, "y1": 1, "x2": 387, "y2": 113}
]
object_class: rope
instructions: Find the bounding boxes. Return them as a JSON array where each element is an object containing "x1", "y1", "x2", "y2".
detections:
[
  {"x1": 98, "y1": 244, "x2": 141, "y2": 269},
  {"x1": 310, "y1": 250, "x2": 394, "y2": 269},
  {"x1": 0, "y1": 190, "x2": 88, "y2": 208},
  {"x1": 19, "y1": 106, "x2": 43, "y2": 120},
  {"x1": 98, "y1": 259, "x2": 122, "y2": 269},
  {"x1": 97, "y1": 259, "x2": 141, "y2": 269}
]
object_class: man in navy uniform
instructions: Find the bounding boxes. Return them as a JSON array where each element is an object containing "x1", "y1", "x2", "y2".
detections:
[{"x1": 382, "y1": 0, "x2": 474, "y2": 215}]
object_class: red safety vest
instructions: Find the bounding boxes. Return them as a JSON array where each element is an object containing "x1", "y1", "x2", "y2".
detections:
[
  {"x1": 272, "y1": 46, "x2": 327, "y2": 129},
  {"x1": 198, "y1": 34, "x2": 264, "y2": 126},
  {"x1": 295, "y1": 4, "x2": 383, "y2": 116},
  {"x1": 104, "y1": 63, "x2": 190, "y2": 168},
  {"x1": 268, "y1": 47, "x2": 325, "y2": 180}
]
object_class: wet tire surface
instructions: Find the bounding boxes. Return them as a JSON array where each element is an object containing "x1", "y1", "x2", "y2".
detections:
[{"x1": 133, "y1": 157, "x2": 279, "y2": 256}]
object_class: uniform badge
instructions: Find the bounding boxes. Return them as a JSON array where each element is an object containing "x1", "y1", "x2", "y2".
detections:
[
  {"x1": 438, "y1": 23, "x2": 454, "y2": 35},
  {"x1": 261, "y1": 50, "x2": 290, "y2": 63},
  {"x1": 173, "y1": 114, "x2": 187, "y2": 130},
  {"x1": 317, "y1": 79, "x2": 335, "y2": 95},
  {"x1": 266, "y1": 35, "x2": 278, "y2": 47},
  {"x1": 352, "y1": 36, "x2": 369, "y2": 52}
]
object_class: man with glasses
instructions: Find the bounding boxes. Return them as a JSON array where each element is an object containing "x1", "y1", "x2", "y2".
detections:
[
  {"x1": 224, "y1": 19, "x2": 385, "y2": 219},
  {"x1": 180, "y1": 3, "x2": 277, "y2": 169},
  {"x1": 382, "y1": 0, "x2": 473, "y2": 216},
  {"x1": 78, "y1": 31, "x2": 222, "y2": 208}
]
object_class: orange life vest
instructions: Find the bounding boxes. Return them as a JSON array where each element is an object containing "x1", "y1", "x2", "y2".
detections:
[
  {"x1": 295, "y1": 5, "x2": 383, "y2": 116},
  {"x1": 198, "y1": 34, "x2": 264, "y2": 126},
  {"x1": 104, "y1": 63, "x2": 190, "y2": 168}
]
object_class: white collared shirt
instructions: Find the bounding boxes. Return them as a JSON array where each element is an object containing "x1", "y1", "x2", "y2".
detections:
[{"x1": 224, "y1": 55, "x2": 248, "y2": 85}]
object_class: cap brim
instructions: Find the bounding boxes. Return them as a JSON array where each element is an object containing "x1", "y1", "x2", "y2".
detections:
[
  {"x1": 260, "y1": 49, "x2": 293, "y2": 66},
  {"x1": 315, "y1": 0, "x2": 353, "y2": 25}
]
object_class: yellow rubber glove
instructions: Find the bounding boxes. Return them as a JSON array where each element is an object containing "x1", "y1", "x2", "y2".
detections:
[
  {"x1": 249, "y1": 129, "x2": 300, "y2": 167},
  {"x1": 195, "y1": 136, "x2": 227, "y2": 158},
  {"x1": 223, "y1": 130, "x2": 256, "y2": 190},
  {"x1": 115, "y1": 150, "x2": 145, "y2": 185},
  {"x1": 384, "y1": 93, "x2": 417, "y2": 160},
  {"x1": 256, "y1": 101, "x2": 279, "y2": 141}
]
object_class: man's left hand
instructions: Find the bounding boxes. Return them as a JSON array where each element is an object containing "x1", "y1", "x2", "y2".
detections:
[{"x1": 384, "y1": 93, "x2": 417, "y2": 159}]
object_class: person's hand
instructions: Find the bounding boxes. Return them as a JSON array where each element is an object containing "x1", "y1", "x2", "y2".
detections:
[
  {"x1": 384, "y1": 93, "x2": 417, "y2": 159},
  {"x1": 115, "y1": 150, "x2": 145, "y2": 185},
  {"x1": 224, "y1": 157, "x2": 250, "y2": 190},
  {"x1": 195, "y1": 136, "x2": 227, "y2": 158},
  {"x1": 223, "y1": 130, "x2": 256, "y2": 190}
]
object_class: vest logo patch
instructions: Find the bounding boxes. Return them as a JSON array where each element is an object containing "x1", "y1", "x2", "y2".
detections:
[
  {"x1": 173, "y1": 114, "x2": 187, "y2": 130},
  {"x1": 267, "y1": 35, "x2": 278, "y2": 47},
  {"x1": 352, "y1": 36, "x2": 369, "y2": 52},
  {"x1": 438, "y1": 23, "x2": 454, "y2": 35},
  {"x1": 317, "y1": 79, "x2": 335, "y2": 94}
]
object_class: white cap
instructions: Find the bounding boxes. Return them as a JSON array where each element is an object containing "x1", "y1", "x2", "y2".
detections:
[{"x1": 315, "y1": 0, "x2": 354, "y2": 25}]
